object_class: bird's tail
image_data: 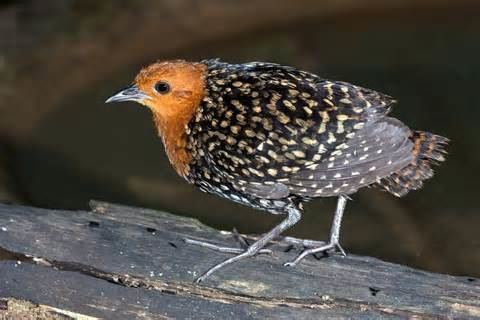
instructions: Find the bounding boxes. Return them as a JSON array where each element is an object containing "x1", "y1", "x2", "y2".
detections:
[{"x1": 376, "y1": 131, "x2": 449, "y2": 197}]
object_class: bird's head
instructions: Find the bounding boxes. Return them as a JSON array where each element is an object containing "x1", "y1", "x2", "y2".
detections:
[
  {"x1": 106, "y1": 60, "x2": 207, "y2": 177},
  {"x1": 106, "y1": 60, "x2": 207, "y2": 122}
]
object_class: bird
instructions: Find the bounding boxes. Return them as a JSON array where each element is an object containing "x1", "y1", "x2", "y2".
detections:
[{"x1": 106, "y1": 59, "x2": 448, "y2": 283}]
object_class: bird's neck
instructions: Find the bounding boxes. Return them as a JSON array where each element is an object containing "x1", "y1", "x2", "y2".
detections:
[
  {"x1": 149, "y1": 63, "x2": 207, "y2": 179},
  {"x1": 153, "y1": 111, "x2": 195, "y2": 179}
]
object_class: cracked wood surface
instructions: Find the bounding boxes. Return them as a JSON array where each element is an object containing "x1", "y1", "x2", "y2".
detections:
[{"x1": 0, "y1": 201, "x2": 479, "y2": 319}]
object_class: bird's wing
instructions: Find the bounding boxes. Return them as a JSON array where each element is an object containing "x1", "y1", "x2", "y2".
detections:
[
  {"x1": 199, "y1": 63, "x2": 399, "y2": 199},
  {"x1": 285, "y1": 117, "x2": 414, "y2": 197},
  {"x1": 231, "y1": 118, "x2": 413, "y2": 199}
]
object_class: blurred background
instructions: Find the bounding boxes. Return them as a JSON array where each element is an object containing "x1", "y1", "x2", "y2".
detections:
[{"x1": 1, "y1": 0, "x2": 479, "y2": 277}]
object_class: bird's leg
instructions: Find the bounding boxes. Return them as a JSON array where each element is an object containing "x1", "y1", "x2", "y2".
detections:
[
  {"x1": 193, "y1": 206, "x2": 302, "y2": 283},
  {"x1": 284, "y1": 195, "x2": 348, "y2": 267}
]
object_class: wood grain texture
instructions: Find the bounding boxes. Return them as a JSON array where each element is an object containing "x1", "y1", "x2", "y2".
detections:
[{"x1": 0, "y1": 201, "x2": 479, "y2": 319}]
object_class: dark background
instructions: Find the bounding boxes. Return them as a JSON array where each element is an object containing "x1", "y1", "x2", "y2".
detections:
[{"x1": 1, "y1": 0, "x2": 479, "y2": 277}]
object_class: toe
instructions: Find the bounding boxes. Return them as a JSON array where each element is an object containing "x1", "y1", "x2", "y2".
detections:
[{"x1": 259, "y1": 248, "x2": 273, "y2": 255}]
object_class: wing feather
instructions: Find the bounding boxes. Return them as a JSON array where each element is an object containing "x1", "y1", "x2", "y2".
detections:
[{"x1": 287, "y1": 118, "x2": 414, "y2": 196}]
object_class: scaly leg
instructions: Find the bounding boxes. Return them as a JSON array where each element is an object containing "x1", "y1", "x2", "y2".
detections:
[
  {"x1": 191, "y1": 206, "x2": 302, "y2": 283},
  {"x1": 284, "y1": 195, "x2": 348, "y2": 267}
]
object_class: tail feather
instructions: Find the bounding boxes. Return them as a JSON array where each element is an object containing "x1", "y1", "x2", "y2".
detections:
[{"x1": 377, "y1": 131, "x2": 449, "y2": 197}]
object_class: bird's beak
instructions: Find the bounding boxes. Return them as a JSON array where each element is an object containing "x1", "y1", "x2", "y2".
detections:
[{"x1": 105, "y1": 84, "x2": 149, "y2": 104}]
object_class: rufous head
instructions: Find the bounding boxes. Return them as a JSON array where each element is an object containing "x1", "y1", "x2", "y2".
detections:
[
  {"x1": 106, "y1": 60, "x2": 207, "y2": 121},
  {"x1": 106, "y1": 60, "x2": 207, "y2": 178}
]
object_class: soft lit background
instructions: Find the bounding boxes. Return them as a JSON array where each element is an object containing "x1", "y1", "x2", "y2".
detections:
[{"x1": 1, "y1": 0, "x2": 479, "y2": 277}]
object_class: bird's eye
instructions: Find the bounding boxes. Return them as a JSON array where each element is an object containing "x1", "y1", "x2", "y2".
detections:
[{"x1": 154, "y1": 81, "x2": 170, "y2": 94}]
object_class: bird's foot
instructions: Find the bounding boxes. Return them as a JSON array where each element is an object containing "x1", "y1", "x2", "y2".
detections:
[
  {"x1": 283, "y1": 241, "x2": 346, "y2": 267},
  {"x1": 276, "y1": 236, "x2": 327, "y2": 249},
  {"x1": 231, "y1": 228, "x2": 326, "y2": 251},
  {"x1": 183, "y1": 238, "x2": 272, "y2": 255}
]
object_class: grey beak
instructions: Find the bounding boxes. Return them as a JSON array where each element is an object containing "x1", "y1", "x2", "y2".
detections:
[{"x1": 105, "y1": 84, "x2": 149, "y2": 103}]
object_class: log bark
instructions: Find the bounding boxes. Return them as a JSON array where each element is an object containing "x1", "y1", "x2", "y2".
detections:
[{"x1": 0, "y1": 201, "x2": 479, "y2": 319}]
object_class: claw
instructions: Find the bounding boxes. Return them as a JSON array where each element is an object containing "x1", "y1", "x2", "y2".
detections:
[
  {"x1": 336, "y1": 243, "x2": 347, "y2": 257},
  {"x1": 283, "y1": 261, "x2": 296, "y2": 267}
]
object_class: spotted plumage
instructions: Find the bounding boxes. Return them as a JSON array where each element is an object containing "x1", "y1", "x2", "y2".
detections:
[
  {"x1": 183, "y1": 60, "x2": 445, "y2": 211},
  {"x1": 106, "y1": 59, "x2": 448, "y2": 282}
]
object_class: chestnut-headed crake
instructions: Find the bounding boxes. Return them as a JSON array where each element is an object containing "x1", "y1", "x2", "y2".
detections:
[{"x1": 106, "y1": 59, "x2": 448, "y2": 282}]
